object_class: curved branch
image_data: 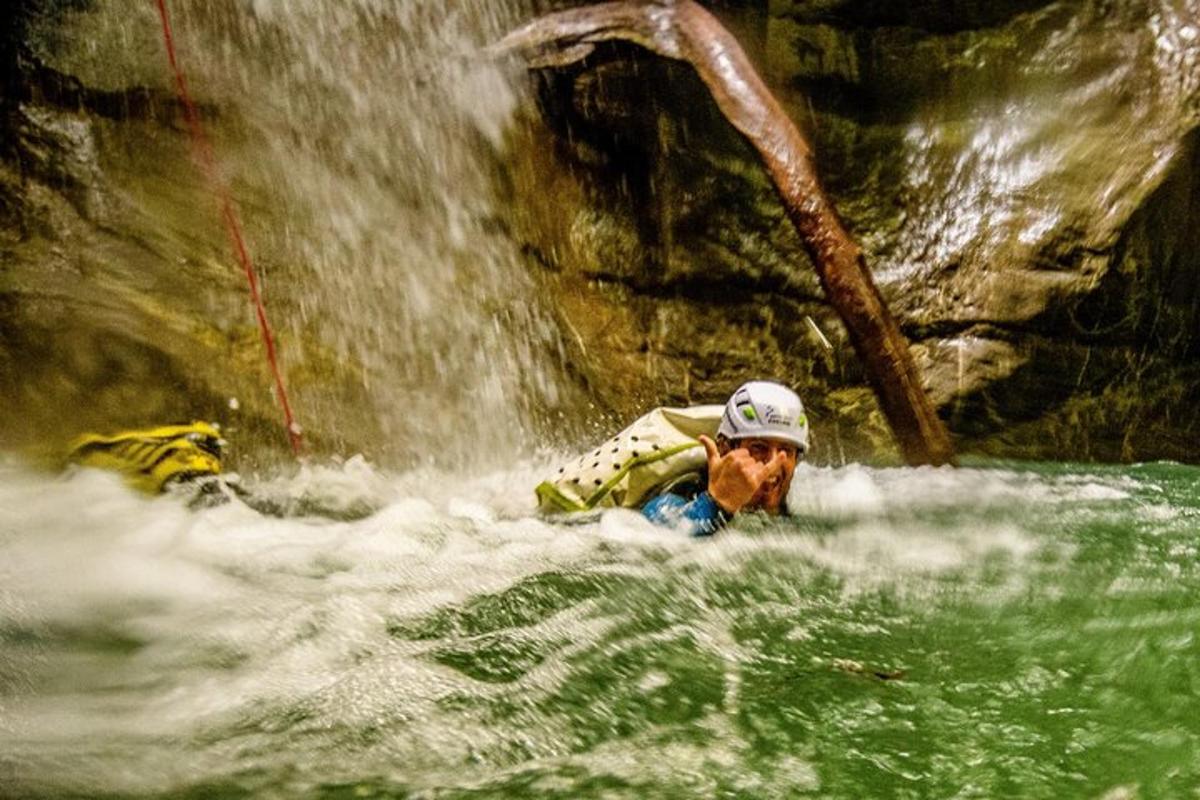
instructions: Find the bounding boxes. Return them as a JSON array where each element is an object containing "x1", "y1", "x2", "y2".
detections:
[{"x1": 498, "y1": 0, "x2": 956, "y2": 466}]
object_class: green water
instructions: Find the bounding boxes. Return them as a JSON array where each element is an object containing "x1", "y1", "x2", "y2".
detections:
[
  {"x1": 380, "y1": 464, "x2": 1200, "y2": 799},
  {"x1": 2, "y1": 460, "x2": 1199, "y2": 798}
]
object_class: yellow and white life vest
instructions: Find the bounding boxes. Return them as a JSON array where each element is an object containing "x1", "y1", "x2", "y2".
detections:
[{"x1": 536, "y1": 405, "x2": 722, "y2": 513}]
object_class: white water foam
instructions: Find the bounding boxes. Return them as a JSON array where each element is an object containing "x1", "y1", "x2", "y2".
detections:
[{"x1": 0, "y1": 458, "x2": 1142, "y2": 795}]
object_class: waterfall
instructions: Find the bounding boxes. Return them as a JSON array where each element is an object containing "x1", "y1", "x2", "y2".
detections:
[{"x1": 30, "y1": 0, "x2": 570, "y2": 467}]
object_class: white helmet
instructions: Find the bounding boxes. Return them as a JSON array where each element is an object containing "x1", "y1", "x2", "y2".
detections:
[{"x1": 717, "y1": 380, "x2": 809, "y2": 452}]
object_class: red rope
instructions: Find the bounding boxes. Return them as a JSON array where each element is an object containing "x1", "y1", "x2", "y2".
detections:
[{"x1": 154, "y1": 0, "x2": 302, "y2": 456}]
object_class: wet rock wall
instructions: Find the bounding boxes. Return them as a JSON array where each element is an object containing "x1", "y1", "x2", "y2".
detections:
[{"x1": 506, "y1": 0, "x2": 1200, "y2": 462}]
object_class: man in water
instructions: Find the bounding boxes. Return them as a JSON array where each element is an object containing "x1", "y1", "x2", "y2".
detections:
[
  {"x1": 535, "y1": 380, "x2": 809, "y2": 534},
  {"x1": 640, "y1": 380, "x2": 808, "y2": 536}
]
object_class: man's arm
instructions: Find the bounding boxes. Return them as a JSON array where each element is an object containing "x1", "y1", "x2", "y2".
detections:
[{"x1": 642, "y1": 491, "x2": 730, "y2": 537}]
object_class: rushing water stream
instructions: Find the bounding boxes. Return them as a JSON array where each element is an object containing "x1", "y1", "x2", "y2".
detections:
[{"x1": 4, "y1": 458, "x2": 1200, "y2": 798}]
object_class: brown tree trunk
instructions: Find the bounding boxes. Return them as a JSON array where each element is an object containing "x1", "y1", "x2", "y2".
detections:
[{"x1": 498, "y1": 0, "x2": 956, "y2": 466}]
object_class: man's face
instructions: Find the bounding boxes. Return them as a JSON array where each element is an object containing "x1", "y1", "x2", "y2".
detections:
[{"x1": 719, "y1": 436, "x2": 800, "y2": 514}]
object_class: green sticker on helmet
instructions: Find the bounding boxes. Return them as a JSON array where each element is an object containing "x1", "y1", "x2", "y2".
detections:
[{"x1": 742, "y1": 407, "x2": 757, "y2": 420}]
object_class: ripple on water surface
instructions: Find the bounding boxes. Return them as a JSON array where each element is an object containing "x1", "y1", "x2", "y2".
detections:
[{"x1": 2, "y1": 458, "x2": 1199, "y2": 799}]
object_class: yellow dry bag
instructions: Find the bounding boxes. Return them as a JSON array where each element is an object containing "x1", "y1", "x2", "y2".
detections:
[{"x1": 67, "y1": 421, "x2": 225, "y2": 494}]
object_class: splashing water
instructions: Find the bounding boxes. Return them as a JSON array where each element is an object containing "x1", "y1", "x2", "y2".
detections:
[
  {"x1": 4, "y1": 458, "x2": 1200, "y2": 798},
  {"x1": 183, "y1": 0, "x2": 569, "y2": 464},
  {"x1": 34, "y1": 0, "x2": 571, "y2": 465}
]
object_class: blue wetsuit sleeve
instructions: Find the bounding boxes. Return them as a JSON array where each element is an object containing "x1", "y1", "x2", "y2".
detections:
[{"x1": 642, "y1": 492, "x2": 729, "y2": 537}]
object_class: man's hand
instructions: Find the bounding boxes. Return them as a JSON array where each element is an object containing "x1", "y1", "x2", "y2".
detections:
[{"x1": 700, "y1": 434, "x2": 787, "y2": 515}]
